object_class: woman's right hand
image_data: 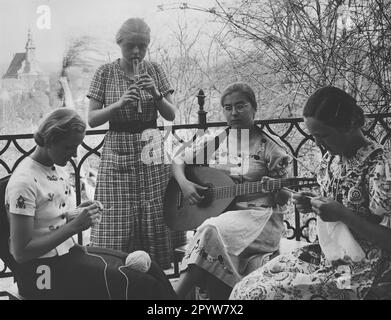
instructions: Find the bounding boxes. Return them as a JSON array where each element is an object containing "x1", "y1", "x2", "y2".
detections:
[
  {"x1": 292, "y1": 191, "x2": 317, "y2": 213},
  {"x1": 179, "y1": 180, "x2": 208, "y2": 205},
  {"x1": 117, "y1": 84, "x2": 140, "y2": 108},
  {"x1": 66, "y1": 200, "x2": 103, "y2": 222},
  {"x1": 68, "y1": 202, "x2": 101, "y2": 232}
]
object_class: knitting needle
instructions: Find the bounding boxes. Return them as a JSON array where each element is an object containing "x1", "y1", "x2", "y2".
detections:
[{"x1": 282, "y1": 187, "x2": 316, "y2": 199}]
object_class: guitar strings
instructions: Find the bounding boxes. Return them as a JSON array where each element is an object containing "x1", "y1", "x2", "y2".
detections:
[
  {"x1": 178, "y1": 175, "x2": 317, "y2": 201},
  {"x1": 213, "y1": 180, "x2": 312, "y2": 198},
  {"x1": 210, "y1": 178, "x2": 316, "y2": 200},
  {"x1": 202, "y1": 130, "x2": 321, "y2": 200}
]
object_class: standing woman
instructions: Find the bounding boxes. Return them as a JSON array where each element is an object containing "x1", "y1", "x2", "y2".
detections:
[{"x1": 87, "y1": 18, "x2": 185, "y2": 269}]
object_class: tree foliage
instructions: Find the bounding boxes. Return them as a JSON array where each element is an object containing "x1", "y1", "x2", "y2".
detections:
[{"x1": 160, "y1": 0, "x2": 391, "y2": 114}]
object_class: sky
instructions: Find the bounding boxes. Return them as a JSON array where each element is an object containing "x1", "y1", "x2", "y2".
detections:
[{"x1": 0, "y1": 0, "x2": 220, "y2": 69}]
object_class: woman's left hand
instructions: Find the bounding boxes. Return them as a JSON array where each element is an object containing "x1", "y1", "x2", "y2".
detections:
[
  {"x1": 260, "y1": 176, "x2": 290, "y2": 205},
  {"x1": 310, "y1": 197, "x2": 347, "y2": 222},
  {"x1": 67, "y1": 200, "x2": 103, "y2": 222},
  {"x1": 136, "y1": 74, "x2": 160, "y2": 98},
  {"x1": 275, "y1": 189, "x2": 291, "y2": 206}
]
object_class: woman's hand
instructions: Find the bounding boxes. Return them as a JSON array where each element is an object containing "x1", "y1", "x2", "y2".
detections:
[
  {"x1": 68, "y1": 202, "x2": 102, "y2": 232},
  {"x1": 117, "y1": 84, "x2": 140, "y2": 108},
  {"x1": 66, "y1": 200, "x2": 93, "y2": 222},
  {"x1": 292, "y1": 192, "x2": 317, "y2": 213},
  {"x1": 179, "y1": 180, "x2": 208, "y2": 205},
  {"x1": 261, "y1": 176, "x2": 290, "y2": 205},
  {"x1": 310, "y1": 197, "x2": 348, "y2": 222},
  {"x1": 66, "y1": 200, "x2": 103, "y2": 222},
  {"x1": 274, "y1": 189, "x2": 291, "y2": 206},
  {"x1": 136, "y1": 74, "x2": 160, "y2": 98}
]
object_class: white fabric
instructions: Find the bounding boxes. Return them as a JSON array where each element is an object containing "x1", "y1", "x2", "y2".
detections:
[
  {"x1": 317, "y1": 217, "x2": 365, "y2": 262},
  {"x1": 196, "y1": 208, "x2": 273, "y2": 256},
  {"x1": 5, "y1": 157, "x2": 76, "y2": 258},
  {"x1": 178, "y1": 129, "x2": 289, "y2": 261}
]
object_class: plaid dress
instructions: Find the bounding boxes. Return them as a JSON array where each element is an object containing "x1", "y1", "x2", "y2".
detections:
[{"x1": 87, "y1": 59, "x2": 185, "y2": 269}]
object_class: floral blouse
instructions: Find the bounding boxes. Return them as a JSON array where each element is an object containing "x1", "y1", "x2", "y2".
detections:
[
  {"x1": 317, "y1": 141, "x2": 391, "y2": 257},
  {"x1": 5, "y1": 157, "x2": 76, "y2": 258},
  {"x1": 229, "y1": 141, "x2": 391, "y2": 300},
  {"x1": 179, "y1": 128, "x2": 290, "y2": 207}
]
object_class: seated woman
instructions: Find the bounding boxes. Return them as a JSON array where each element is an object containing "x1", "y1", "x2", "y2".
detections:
[
  {"x1": 5, "y1": 108, "x2": 176, "y2": 300},
  {"x1": 230, "y1": 86, "x2": 391, "y2": 300},
  {"x1": 172, "y1": 82, "x2": 291, "y2": 299}
]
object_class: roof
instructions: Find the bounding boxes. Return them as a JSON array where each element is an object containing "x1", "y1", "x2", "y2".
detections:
[{"x1": 2, "y1": 53, "x2": 26, "y2": 79}]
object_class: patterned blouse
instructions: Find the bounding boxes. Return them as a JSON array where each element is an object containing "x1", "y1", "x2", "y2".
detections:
[
  {"x1": 318, "y1": 141, "x2": 391, "y2": 245},
  {"x1": 209, "y1": 130, "x2": 290, "y2": 207},
  {"x1": 316, "y1": 141, "x2": 391, "y2": 296},
  {"x1": 230, "y1": 141, "x2": 391, "y2": 300},
  {"x1": 180, "y1": 128, "x2": 290, "y2": 206},
  {"x1": 5, "y1": 157, "x2": 76, "y2": 258}
]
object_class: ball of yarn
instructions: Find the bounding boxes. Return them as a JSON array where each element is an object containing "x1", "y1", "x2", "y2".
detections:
[{"x1": 125, "y1": 250, "x2": 151, "y2": 273}]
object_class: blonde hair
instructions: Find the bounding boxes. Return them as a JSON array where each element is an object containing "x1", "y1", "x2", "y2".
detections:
[
  {"x1": 115, "y1": 18, "x2": 151, "y2": 45},
  {"x1": 34, "y1": 108, "x2": 86, "y2": 147}
]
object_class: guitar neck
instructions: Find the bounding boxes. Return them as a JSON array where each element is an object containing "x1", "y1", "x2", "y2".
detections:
[{"x1": 212, "y1": 178, "x2": 297, "y2": 200}]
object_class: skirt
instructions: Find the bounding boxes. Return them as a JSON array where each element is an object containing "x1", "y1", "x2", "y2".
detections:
[
  {"x1": 181, "y1": 206, "x2": 285, "y2": 288},
  {"x1": 91, "y1": 129, "x2": 186, "y2": 269},
  {"x1": 16, "y1": 245, "x2": 177, "y2": 300}
]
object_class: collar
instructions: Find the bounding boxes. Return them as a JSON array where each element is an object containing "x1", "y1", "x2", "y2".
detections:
[
  {"x1": 342, "y1": 141, "x2": 383, "y2": 163},
  {"x1": 115, "y1": 58, "x2": 148, "y2": 78},
  {"x1": 338, "y1": 140, "x2": 383, "y2": 166}
]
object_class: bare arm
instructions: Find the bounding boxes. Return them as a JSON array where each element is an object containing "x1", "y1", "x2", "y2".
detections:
[
  {"x1": 154, "y1": 93, "x2": 176, "y2": 121},
  {"x1": 88, "y1": 85, "x2": 140, "y2": 128},
  {"x1": 9, "y1": 203, "x2": 101, "y2": 263},
  {"x1": 135, "y1": 74, "x2": 176, "y2": 121},
  {"x1": 10, "y1": 214, "x2": 76, "y2": 263},
  {"x1": 171, "y1": 161, "x2": 206, "y2": 205},
  {"x1": 88, "y1": 98, "x2": 120, "y2": 128},
  {"x1": 265, "y1": 138, "x2": 291, "y2": 205},
  {"x1": 172, "y1": 161, "x2": 187, "y2": 186}
]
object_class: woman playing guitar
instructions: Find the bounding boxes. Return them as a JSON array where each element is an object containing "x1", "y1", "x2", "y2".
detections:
[{"x1": 172, "y1": 82, "x2": 291, "y2": 299}]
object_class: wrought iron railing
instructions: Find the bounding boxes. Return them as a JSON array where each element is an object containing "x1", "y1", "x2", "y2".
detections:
[{"x1": 1, "y1": 90, "x2": 391, "y2": 280}]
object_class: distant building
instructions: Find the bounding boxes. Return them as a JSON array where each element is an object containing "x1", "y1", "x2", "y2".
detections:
[{"x1": 1, "y1": 29, "x2": 49, "y2": 93}]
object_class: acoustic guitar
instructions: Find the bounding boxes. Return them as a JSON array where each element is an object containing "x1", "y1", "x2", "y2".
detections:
[{"x1": 163, "y1": 166, "x2": 318, "y2": 231}]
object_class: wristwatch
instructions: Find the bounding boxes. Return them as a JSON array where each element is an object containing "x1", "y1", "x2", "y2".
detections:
[{"x1": 154, "y1": 91, "x2": 164, "y2": 101}]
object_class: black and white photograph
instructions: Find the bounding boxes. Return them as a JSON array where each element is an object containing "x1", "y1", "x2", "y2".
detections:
[{"x1": 0, "y1": 0, "x2": 390, "y2": 307}]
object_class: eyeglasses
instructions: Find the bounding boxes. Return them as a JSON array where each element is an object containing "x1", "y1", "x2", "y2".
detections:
[{"x1": 222, "y1": 103, "x2": 251, "y2": 113}]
